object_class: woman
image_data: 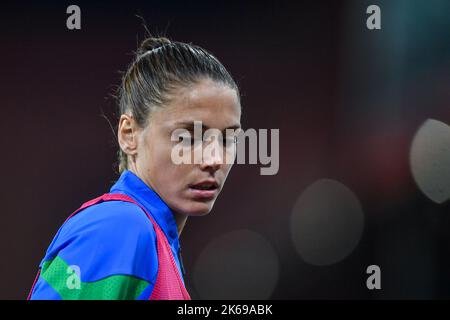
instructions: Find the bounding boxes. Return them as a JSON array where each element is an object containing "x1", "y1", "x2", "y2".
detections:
[{"x1": 27, "y1": 36, "x2": 242, "y2": 300}]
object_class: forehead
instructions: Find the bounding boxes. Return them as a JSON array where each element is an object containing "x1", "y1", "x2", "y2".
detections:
[{"x1": 155, "y1": 79, "x2": 241, "y2": 129}]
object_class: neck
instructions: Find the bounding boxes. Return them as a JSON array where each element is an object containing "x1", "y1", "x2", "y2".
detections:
[
  {"x1": 174, "y1": 213, "x2": 188, "y2": 236},
  {"x1": 128, "y1": 165, "x2": 188, "y2": 236}
]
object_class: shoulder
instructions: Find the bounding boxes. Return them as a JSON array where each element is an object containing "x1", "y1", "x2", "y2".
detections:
[
  {"x1": 65, "y1": 199, "x2": 153, "y2": 234},
  {"x1": 43, "y1": 199, "x2": 158, "y2": 283}
]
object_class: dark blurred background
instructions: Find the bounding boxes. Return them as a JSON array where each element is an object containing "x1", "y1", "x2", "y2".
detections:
[{"x1": 2, "y1": 0, "x2": 450, "y2": 299}]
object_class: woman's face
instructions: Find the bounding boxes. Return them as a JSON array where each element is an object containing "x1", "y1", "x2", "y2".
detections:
[{"x1": 120, "y1": 78, "x2": 241, "y2": 216}]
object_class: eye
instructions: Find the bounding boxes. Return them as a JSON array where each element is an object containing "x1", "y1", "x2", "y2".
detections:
[
  {"x1": 178, "y1": 135, "x2": 194, "y2": 147},
  {"x1": 223, "y1": 135, "x2": 237, "y2": 146}
]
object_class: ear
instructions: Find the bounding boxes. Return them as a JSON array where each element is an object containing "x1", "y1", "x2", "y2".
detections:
[{"x1": 118, "y1": 114, "x2": 139, "y2": 156}]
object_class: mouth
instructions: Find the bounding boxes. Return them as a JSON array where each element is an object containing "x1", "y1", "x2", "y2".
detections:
[{"x1": 188, "y1": 180, "x2": 220, "y2": 200}]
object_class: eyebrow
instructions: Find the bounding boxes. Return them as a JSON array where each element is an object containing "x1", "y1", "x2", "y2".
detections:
[{"x1": 174, "y1": 121, "x2": 241, "y2": 132}]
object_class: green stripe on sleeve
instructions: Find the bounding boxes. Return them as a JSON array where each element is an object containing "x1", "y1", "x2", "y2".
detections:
[{"x1": 40, "y1": 256, "x2": 150, "y2": 300}]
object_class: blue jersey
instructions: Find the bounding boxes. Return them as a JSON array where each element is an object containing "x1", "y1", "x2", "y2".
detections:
[{"x1": 29, "y1": 170, "x2": 185, "y2": 300}]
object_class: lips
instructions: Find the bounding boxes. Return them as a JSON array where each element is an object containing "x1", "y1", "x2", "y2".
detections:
[{"x1": 188, "y1": 180, "x2": 219, "y2": 199}]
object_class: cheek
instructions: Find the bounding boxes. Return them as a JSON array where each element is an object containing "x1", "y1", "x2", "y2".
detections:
[
  {"x1": 153, "y1": 144, "x2": 192, "y2": 190},
  {"x1": 221, "y1": 162, "x2": 234, "y2": 179},
  {"x1": 142, "y1": 137, "x2": 173, "y2": 181}
]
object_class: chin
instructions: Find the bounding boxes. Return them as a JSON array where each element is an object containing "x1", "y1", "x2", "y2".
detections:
[{"x1": 184, "y1": 200, "x2": 215, "y2": 216}]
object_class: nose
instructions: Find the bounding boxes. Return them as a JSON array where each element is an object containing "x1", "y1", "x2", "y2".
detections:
[
  {"x1": 200, "y1": 140, "x2": 223, "y2": 173},
  {"x1": 200, "y1": 158, "x2": 221, "y2": 173}
]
